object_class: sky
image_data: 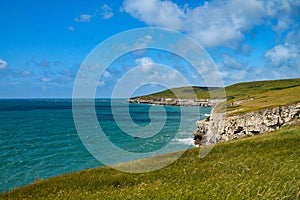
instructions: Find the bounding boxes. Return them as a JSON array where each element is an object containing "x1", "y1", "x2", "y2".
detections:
[{"x1": 0, "y1": 0, "x2": 299, "y2": 98}]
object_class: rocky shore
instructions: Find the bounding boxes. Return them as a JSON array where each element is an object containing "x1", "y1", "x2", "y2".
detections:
[
  {"x1": 127, "y1": 98, "x2": 222, "y2": 107},
  {"x1": 193, "y1": 103, "x2": 300, "y2": 145}
]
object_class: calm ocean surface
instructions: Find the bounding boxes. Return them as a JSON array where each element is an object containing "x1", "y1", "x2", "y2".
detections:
[{"x1": 0, "y1": 99, "x2": 210, "y2": 192}]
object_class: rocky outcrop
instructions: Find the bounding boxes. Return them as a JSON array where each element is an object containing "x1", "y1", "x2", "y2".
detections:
[
  {"x1": 128, "y1": 98, "x2": 223, "y2": 107},
  {"x1": 193, "y1": 103, "x2": 300, "y2": 145}
]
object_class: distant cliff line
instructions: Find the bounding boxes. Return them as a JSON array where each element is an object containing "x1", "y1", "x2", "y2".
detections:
[{"x1": 127, "y1": 97, "x2": 224, "y2": 107}]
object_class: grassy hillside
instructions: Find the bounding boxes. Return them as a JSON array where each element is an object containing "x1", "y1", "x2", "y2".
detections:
[
  {"x1": 135, "y1": 86, "x2": 217, "y2": 99},
  {"x1": 2, "y1": 121, "x2": 299, "y2": 199},
  {"x1": 224, "y1": 78, "x2": 300, "y2": 114},
  {"x1": 134, "y1": 78, "x2": 300, "y2": 113}
]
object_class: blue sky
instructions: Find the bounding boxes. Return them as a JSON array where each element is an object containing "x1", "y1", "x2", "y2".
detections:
[{"x1": 0, "y1": 0, "x2": 299, "y2": 98}]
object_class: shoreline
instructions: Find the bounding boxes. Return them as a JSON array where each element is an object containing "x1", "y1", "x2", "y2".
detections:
[{"x1": 127, "y1": 98, "x2": 224, "y2": 107}]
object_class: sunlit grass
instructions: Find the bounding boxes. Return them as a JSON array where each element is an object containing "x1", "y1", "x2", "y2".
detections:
[
  {"x1": 137, "y1": 78, "x2": 300, "y2": 114},
  {"x1": 226, "y1": 85, "x2": 300, "y2": 114},
  {"x1": 1, "y1": 122, "x2": 299, "y2": 199}
]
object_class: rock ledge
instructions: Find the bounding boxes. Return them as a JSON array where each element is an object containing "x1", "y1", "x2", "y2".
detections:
[{"x1": 193, "y1": 103, "x2": 300, "y2": 145}]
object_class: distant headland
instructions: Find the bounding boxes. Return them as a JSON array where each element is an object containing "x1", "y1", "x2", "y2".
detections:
[{"x1": 128, "y1": 78, "x2": 300, "y2": 145}]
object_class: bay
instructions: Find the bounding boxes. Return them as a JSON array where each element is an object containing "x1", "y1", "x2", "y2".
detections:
[{"x1": 0, "y1": 99, "x2": 210, "y2": 192}]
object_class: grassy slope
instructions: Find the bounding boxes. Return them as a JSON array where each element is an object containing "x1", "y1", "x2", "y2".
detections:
[
  {"x1": 135, "y1": 78, "x2": 300, "y2": 114},
  {"x1": 1, "y1": 122, "x2": 299, "y2": 199},
  {"x1": 136, "y1": 86, "x2": 215, "y2": 99}
]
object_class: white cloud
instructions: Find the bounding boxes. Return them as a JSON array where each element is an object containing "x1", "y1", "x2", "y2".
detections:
[
  {"x1": 75, "y1": 14, "x2": 92, "y2": 22},
  {"x1": 265, "y1": 29, "x2": 300, "y2": 77},
  {"x1": 98, "y1": 80, "x2": 105, "y2": 87},
  {"x1": 285, "y1": 29, "x2": 300, "y2": 45},
  {"x1": 265, "y1": 45, "x2": 297, "y2": 66},
  {"x1": 266, "y1": 0, "x2": 300, "y2": 31},
  {"x1": 123, "y1": 0, "x2": 184, "y2": 30},
  {"x1": 112, "y1": 35, "x2": 153, "y2": 56},
  {"x1": 222, "y1": 55, "x2": 245, "y2": 70},
  {"x1": 97, "y1": 71, "x2": 111, "y2": 87},
  {"x1": 221, "y1": 68, "x2": 248, "y2": 82},
  {"x1": 265, "y1": 29, "x2": 300, "y2": 66},
  {"x1": 132, "y1": 57, "x2": 184, "y2": 85},
  {"x1": 68, "y1": 26, "x2": 75, "y2": 31},
  {"x1": 123, "y1": 0, "x2": 299, "y2": 48},
  {"x1": 101, "y1": 4, "x2": 114, "y2": 19},
  {"x1": 0, "y1": 58, "x2": 8, "y2": 70},
  {"x1": 103, "y1": 71, "x2": 111, "y2": 78},
  {"x1": 184, "y1": 0, "x2": 267, "y2": 47},
  {"x1": 22, "y1": 71, "x2": 31, "y2": 76},
  {"x1": 133, "y1": 35, "x2": 153, "y2": 55},
  {"x1": 135, "y1": 35, "x2": 152, "y2": 48},
  {"x1": 135, "y1": 57, "x2": 154, "y2": 72},
  {"x1": 42, "y1": 77, "x2": 51, "y2": 82}
]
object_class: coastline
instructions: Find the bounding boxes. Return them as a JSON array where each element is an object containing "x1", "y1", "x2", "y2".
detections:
[{"x1": 127, "y1": 97, "x2": 224, "y2": 107}]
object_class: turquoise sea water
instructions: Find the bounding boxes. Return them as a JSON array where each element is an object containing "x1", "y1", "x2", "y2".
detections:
[{"x1": 0, "y1": 99, "x2": 210, "y2": 192}]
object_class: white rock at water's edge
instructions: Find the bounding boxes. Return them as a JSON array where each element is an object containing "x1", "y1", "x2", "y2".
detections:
[
  {"x1": 127, "y1": 98, "x2": 223, "y2": 107},
  {"x1": 193, "y1": 103, "x2": 300, "y2": 145}
]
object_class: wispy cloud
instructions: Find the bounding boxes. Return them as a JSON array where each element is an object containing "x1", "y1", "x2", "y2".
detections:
[
  {"x1": 134, "y1": 57, "x2": 183, "y2": 84},
  {"x1": 265, "y1": 29, "x2": 300, "y2": 77},
  {"x1": 41, "y1": 77, "x2": 52, "y2": 82},
  {"x1": 20, "y1": 70, "x2": 31, "y2": 76},
  {"x1": 135, "y1": 57, "x2": 154, "y2": 72},
  {"x1": 222, "y1": 55, "x2": 246, "y2": 70},
  {"x1": 75, "y1": 14, "x2": 92, "y2": 22},
  {"x1": 101, "y1": 4, "x2": 114, "y2": 19},
  {"x1": 0, "y1": 58, "x2": 8, "y2": 70},
  {"x1": 75, "y1": 4, "x2": 114, "y2": 23},
  {"x1": 68, "y1": 26, "x2": 75, "y2": 31},
  {"x1": 97, "y1": 70, "x2": 112, "y2": 87},
  {"x1": 103, "y1": 71, "x2": 111, "y2": 78}
]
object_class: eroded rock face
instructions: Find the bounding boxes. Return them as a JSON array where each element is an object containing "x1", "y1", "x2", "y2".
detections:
[
  {"x1": 127, "y1": 98, "x2": 215, "y2": 107},
  {"x1": 193, "y1": 103, "x2": 300, "y2": 145}
]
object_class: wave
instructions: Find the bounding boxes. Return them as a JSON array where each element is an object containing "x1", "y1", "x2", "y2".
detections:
[{"x1": 174, "y1": 138, "x2": 197, "y2": 147}]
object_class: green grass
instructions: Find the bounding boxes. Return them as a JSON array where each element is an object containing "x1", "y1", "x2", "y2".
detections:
[
  {"x1": 134, "y1": 86, "x2": 216, "y2": 99},
  {"x1": 133, "y1": 78, "x2": 300, "y2": 114},
  {"x1": 135, "y1": 78, "x2": 300, "y2": 100},
  {"x1": 223, "y1": 78, "x2": 300, "y2": 114},
  {"x1": 2, "y1": 122, "x2": 299, "y2": 199},
  {"x1": 225, "y1": 85, "x2": 300, "y2": 114}
]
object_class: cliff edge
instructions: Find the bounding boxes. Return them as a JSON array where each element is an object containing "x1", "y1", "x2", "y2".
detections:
[{"x1": 194, "y1": 103, "x2": 300, "y2": 145}]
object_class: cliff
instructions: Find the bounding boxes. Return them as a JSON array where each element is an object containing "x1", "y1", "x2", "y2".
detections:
[
  {"x1": 194, "y1": 103, "x2": 300, "y2": 145},
  {"x1": 127, "y1": 98, "x2": 213, "y2": 107},
  {"x1": 127, "y1": 79, "x2": 300, "y2": 145}
]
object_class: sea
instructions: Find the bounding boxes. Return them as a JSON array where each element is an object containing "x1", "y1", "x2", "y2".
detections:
[{"x1": 0, "y1": 99, "x2": 210, "y2": 192}]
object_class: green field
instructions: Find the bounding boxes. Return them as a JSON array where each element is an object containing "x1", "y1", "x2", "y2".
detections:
[
  {"x1": 2, "y1": 121, "x2": 299, "y2": 199},
  {"x1": 134, "y1": 78, "x2": 300, "y2": 114},
  {"x1": 137, "y1": 86, "x2": 216, "y2": 99}
]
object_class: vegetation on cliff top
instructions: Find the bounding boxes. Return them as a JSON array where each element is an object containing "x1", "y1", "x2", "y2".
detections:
[
  {"x1": 224, "y1": 78, "x2": 300, "y2": 114},
  {"x1": 132, "y1": 78, "x2": 300, "y2": 114},
  {"x1": 134, "y1": 86, "x2": 216, "y2": 99},
  {"x1": 2, "y1": 121, "x2": 299, "y2": 199}
]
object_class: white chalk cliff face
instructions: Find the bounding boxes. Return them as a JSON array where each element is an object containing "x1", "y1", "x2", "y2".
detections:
[
  {"x1": 193, "y1": 103, "x2": 300, "y2": 145},
  {"x1": 128, "y1": 98, "x2": 212, "y2": 107}
]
